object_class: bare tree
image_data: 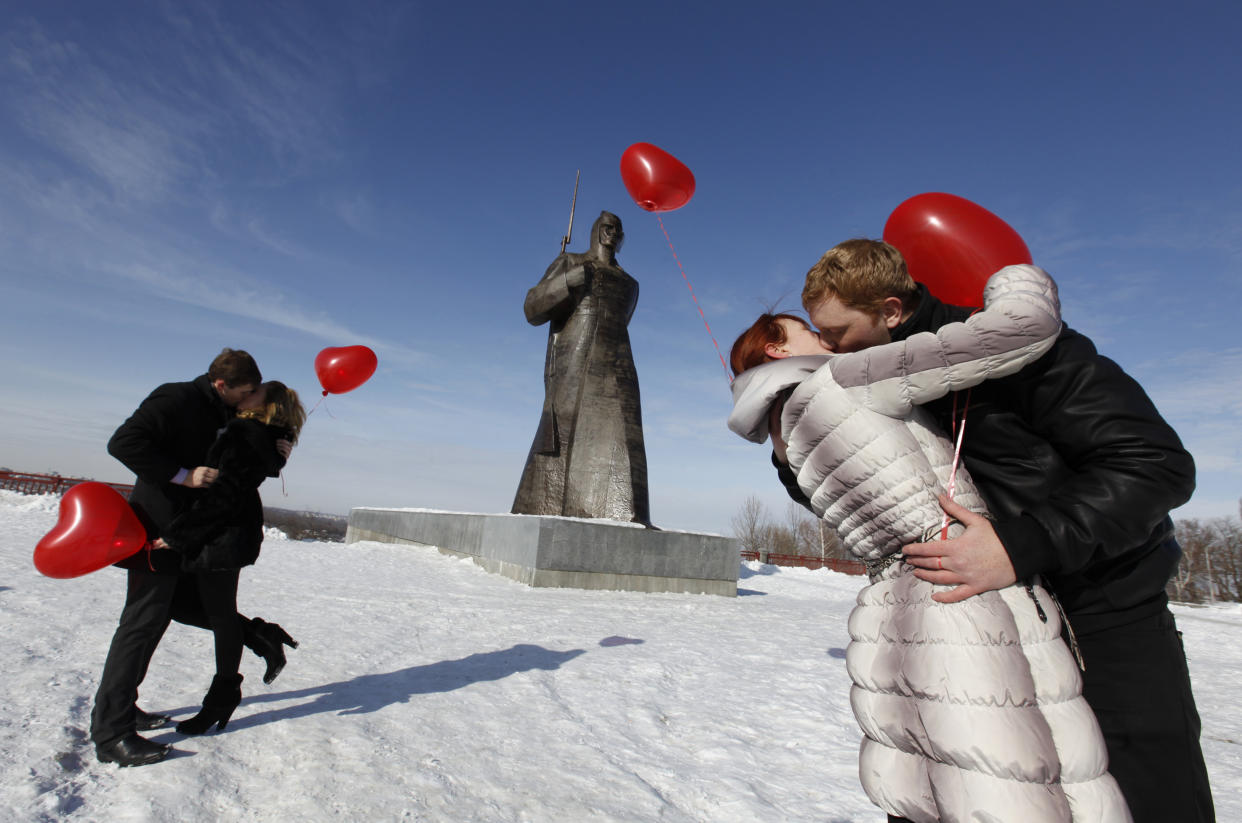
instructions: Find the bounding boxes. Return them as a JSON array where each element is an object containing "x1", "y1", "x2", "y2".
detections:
[
  {"x1": 732, "y1": 496, "x2": 769, "y2": 556},
  {"x1": 1209, "y1": 513, "x2": 1241, "y2": 603},
  {"x1": 1170, "y1": 519, "x2": 1202, "y2": 602},
  {"x1": 786, "y1": 502, "x2": 820, "y2": 556},
  {"x1": 1173, "y1": 519, "x2": 1213, "y2": 603},
  {"x1": 1170, "y1": 512, "x2": 1242, "y2": 604},
  {"x1": 766, "y1": 513, "x2": 800, "y2": 556},
  {"x1": 820, "y1": 520, "x2": 849, "y2": 562}
]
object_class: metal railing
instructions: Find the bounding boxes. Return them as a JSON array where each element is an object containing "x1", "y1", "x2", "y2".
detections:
[
  {"x1": 0, "y1": 470, "x2": 133, "y2": 498},
  {"x1": 739, "y1": 549, "x2": 865, "y2": 576}
]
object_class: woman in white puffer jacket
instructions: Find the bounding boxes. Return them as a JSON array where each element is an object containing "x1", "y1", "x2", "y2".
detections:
[{"x1": 728, "y1": 265, "x2": 1130, "y2": 823}]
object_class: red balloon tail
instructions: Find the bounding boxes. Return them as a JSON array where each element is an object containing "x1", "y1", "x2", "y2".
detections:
[{"x1": 657, "y1": 215, "x2": 732, "y2": 384}]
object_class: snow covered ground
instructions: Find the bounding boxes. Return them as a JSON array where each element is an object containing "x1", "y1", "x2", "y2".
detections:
[{"x1": 2, "y1": 489, "x2": 1239, "y2": 822}]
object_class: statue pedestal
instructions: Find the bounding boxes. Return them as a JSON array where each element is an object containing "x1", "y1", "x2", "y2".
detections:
[{"x1": 345, "y1": 508, "x2": 739, "y2": 597}]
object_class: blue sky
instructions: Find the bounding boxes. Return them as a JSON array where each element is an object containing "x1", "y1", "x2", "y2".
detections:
[{"x1": 1, "y1": 1, "x2": 1239, "y2": 532}]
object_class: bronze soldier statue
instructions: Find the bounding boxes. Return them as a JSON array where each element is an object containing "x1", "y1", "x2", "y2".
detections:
[{"x1": 512, "y1": 210, "x2": 652, "y2": 525}]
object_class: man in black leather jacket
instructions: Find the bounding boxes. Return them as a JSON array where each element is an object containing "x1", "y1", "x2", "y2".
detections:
[{"x1": 777, "y1": 239, "x2": 1213, "y2": 822}]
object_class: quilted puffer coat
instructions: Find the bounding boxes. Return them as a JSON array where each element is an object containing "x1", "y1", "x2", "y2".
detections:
[{"x1": 729, "y1": 265, "x2": 1130, "y2": 822}]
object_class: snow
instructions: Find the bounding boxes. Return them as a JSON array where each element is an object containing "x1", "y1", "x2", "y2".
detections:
[{"x1": 2, "y1": 489, "x2": 1239, "y2": 822}]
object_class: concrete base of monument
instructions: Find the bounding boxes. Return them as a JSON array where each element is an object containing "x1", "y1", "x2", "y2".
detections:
[{"x1": 345, "y1": 508, "x2": 740, "y2": 597}]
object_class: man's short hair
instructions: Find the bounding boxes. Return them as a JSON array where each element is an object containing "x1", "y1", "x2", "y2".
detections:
[
  {"x1": 207, "y1": 348, "x2": 261, "y2": 388},
  {"x1": 802, "y1": 239, "x2": 918, "y2": 316}
]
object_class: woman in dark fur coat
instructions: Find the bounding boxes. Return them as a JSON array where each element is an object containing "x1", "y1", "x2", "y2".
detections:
[{"x1": 155, "y1": 380, "x2": 306, "y2": 734}]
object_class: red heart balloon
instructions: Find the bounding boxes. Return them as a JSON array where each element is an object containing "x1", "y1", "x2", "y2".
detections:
[
  {"x1": 314, "y1": 345, "x2": 378, "y2": 396},
  {"x1": 619, "y1": 142, "x2": 696, "y2": 213},
  {"x1": 883, "y1": 192, "x2": 1032, "y2": 307},
  {"x1": 33, "y1": 482, "x2": 147, "y2": 578}
]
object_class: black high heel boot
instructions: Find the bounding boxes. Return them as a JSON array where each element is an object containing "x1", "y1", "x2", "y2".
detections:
[
  {"x1": 176, "y1": 674, "x2": 243, "y2": 735},
  {"x1": 243, "y1": 618, "x2": 298, "y2": 684}
]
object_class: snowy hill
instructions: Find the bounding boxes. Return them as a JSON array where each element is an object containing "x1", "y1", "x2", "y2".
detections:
[{"x1": 3, "y1": 490, "x2": 1239, "y2": 822}]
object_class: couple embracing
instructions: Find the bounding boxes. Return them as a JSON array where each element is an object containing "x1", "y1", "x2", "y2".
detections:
[
  {"x1": 91, "y1": 349, "x2": 305, "y2": 767},
  {"x1": 729, "y1": 240, "x2": 1213, "y2": 822}
]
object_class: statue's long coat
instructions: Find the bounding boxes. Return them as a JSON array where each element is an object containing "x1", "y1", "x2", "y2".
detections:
[{"x1": 512, "y1": 250, "x2": 650, "y2": 523}]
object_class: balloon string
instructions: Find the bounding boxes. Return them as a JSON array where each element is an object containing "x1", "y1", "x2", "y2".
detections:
[
  {"x1": 306, "y1": 395, "x2": 337, "y2": 419},
  {"x1": 657, "y1": 215, "x2": 732, "y2": 384},
  {"x1": 939, "y1": 388, "x2": 971, "y2": 541}
]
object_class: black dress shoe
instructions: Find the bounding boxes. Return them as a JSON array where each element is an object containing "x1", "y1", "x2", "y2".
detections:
[
  {"x1": 96, "y1": 733, "x2": 169, "y2": 767},
  {"x1": 135, "y1": 707, "x2": 172, "y2": 731}
]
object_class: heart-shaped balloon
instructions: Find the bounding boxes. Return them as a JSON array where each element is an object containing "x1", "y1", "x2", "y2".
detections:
[
  {"x1": 883, "y1": 192, "x2": 1032, "y2": 307},
  {"x1": 314, "y1": 345, "x2": 378, "y2": 396},
  {"x1": 619, "y1": 142, "x2": 696, "y2": 213},
  {"x1": 33, "y1": 482, "x2": 147, "y2": 578}
]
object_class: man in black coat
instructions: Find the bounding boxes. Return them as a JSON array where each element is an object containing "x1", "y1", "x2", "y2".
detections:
[
  {"x1": 91, "y1": 349, "x2": 291, "y2": 767},
  {"x1": 779, "y1": 239, "x2": 1213, "y2": 822}
]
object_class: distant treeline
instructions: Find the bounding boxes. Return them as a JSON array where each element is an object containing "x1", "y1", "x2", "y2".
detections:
[
  {"x1": 1171, "y1": 511, "x2": 1242, "y2": 605},
  {"x1": 0, "y1": 469, "x2": 349, "y2": 544},
  {"x1": 262, "y1": 507, "x2": 348, "y2": 543},
  {"x1": 734, "y1": 494, "x2": 1242, "y2": 605}
]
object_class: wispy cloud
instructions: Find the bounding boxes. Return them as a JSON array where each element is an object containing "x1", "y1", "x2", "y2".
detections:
[
  {"x1": 1137, "y1": 348, "x2": 1242, "y2": 475},
  {"x1": 332, "y1": 193, "x2": 375, "y2": 234},
  {"x1": 1138, "y1": 348, "x2": 1242, "y2": 416},
  {"x1": 0, "y1": 12, "x2": 424, "y2": 368},
  {"x1": 205, "y1": 203, "x2": 311, "y2": 258},
  {"x1": 244, "y1": 217, "x2": 311, "y2": 259},
  {"x1": 0, "y1": 163, "x2": 425, "y2": 367},
  {"x1": 0, "y1": 351, "x2": 142, "y2": 402},
  {"x1": 164, "y1": 3, "x2": 341, "y2": 174},
  {"x1": 2, "y1": 19, "x2": 203, "y2": 203},
  {"x1": 1031, "y1": 195, "x2": 1242, "y2": 266},
  {"x1": 98, "y1": 258, "x2": 426, "y2": 365},
  {"x1": 1, "y1": 4, "x2": 371, "y2": 206}
]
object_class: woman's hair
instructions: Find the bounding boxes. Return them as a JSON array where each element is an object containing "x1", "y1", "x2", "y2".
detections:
[
  {"x1": 208, "y1": 348, "x2": 261, "y2": 388},
  {"x1": 238, "y1": 381, "x2": 306, "y2": 442},
  {"x1": 729, "y1": 313, "x2": 808, "y2": 377}
]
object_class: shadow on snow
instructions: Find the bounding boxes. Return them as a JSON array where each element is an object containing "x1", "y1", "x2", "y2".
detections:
[{"x1": 191, "y1": 643, "x2": 587, "y2": 731}]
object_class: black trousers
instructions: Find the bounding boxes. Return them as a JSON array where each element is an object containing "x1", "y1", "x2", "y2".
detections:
[
  {"x1": 1076, "y1": 606, "x2": 1215, "y2": 823},
  {"x1": 91, "y1": 569, "x2": 254, "y2": 745},
  {"x1": 170, "y1": 573, "x2": 256, "y2": 660},
  {"x1": 90, "y1": 567, "x2": 179, "y2": 746},
  {"x1": 191, "y1": 568, "x2": 242, "y2": 679}
]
